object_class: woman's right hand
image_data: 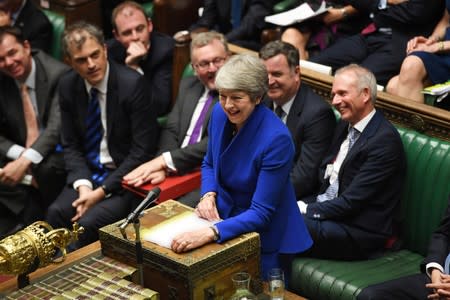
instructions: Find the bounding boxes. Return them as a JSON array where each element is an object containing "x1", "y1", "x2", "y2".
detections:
[
  {"x1": 406, "y1": 36, "x2": 432, "y2": 54},
  {"x1": 196, "y1": 193, "x2": 220, "y2": 221}
]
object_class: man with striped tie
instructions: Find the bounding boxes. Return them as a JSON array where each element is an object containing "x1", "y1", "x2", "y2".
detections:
[
  {"x1": 46, "y1": 21, "x2": 158, "y2": 250},
  {"x1": 297, "y1": 64, "x2": 406, "y2": 260}
]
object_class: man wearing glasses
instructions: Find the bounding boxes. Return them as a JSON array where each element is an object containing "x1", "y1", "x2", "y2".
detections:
[{"x1": 124, "y1": 31, "x2": 229, "y2": 208}]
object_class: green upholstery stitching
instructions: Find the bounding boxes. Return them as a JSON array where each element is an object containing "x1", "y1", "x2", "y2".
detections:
[{"x1": 42, "y1": 9, "x2": 65, "y2": 60}]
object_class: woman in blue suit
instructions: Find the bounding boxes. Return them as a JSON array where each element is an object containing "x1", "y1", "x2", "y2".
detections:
[{"x1": 171, "y1": 54, "x2": 312, "y2": 279}]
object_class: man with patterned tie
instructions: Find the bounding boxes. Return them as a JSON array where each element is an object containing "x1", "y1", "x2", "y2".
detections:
[
  {"x1": 260, "y1": 40, "x2": 336, "y2": 199},
  {"x1": 0, "y1": 26, "x2": 69, "y2": 238},
  {"x1": 124, "y1": 31, "x2": 229, "y2": 208},
  {"x1": 46, "y1": 21, "x2": 158, "y2": 250},
  {"x1": 297, "y1": 64, "x2": 406, "y2": 260}
]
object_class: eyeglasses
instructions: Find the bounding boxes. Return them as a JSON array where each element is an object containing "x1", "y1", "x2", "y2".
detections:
[{"x1": 193, "y1": 57, "x2": 226, "y2": 71}]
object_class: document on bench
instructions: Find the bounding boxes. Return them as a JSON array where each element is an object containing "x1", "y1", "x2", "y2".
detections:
[
  {"x1": 142, "y1": 211, "x2": 217, "y2": 249},
  {"x1": 265, "y1": 1, "x2": 328, "y2": 26}
]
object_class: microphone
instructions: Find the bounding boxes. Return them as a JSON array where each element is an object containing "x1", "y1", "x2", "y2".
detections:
[{"x1": 119, "y1": 187, "x2": 161, "y2": 232}]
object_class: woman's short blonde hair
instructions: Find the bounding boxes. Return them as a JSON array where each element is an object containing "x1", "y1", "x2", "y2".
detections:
[{"x1": 215, "y1": 54, "x2": 268, "y2": 102}]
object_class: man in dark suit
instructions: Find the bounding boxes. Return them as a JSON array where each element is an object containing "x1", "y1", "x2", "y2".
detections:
[
  {"x1": 357, "y1": 196, "x2": 450, "y2": 300},
  {"x1": 259, "y1": 40, "x2": 336, "y2": 199},
  {"x1": 297, "y1": 64, "x2": 406, "y2": 260},
  {"x1": 107, "y1": 1, "x2": 174, "y2": 116},
  {"x1": 124, "y1": 31, "x2": 229, "y2": 208},
  {"x1": 46, "y1": 21, "x2": 158, "y2": 249},
  {"x1": 189, "y1": 0, "x2": 276, "y2": 50},
  {"x1": 0, "y1": 0, "x2": 52, "y2": 53},
  {"x1": 0, "y1": 26, "x2": 68, "y2": 238},
  {"x1": 309, "y1": 0, "x2": 444, "y2": 85}
]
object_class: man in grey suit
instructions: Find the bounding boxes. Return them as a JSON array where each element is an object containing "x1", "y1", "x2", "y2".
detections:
[
  {"x1": 0, "y1": 26, "x2": 68, "y2": 237},
  {"x1": 260, "y1": 41, "x2": 336, "y2": 199},
  {"x1": 124, "y1": 31, "x2": 230, "y2": 207}
]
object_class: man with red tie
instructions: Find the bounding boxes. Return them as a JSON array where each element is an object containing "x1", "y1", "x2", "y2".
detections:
[{"x1": 0, "y1": 26, "x2": 69, "y2": 237}]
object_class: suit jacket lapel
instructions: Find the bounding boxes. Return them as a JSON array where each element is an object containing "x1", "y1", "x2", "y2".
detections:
[
  {"x1": 286, "y1": 87, "x2": 305, "y2": 136},
  {"x1": 34, "y1": 54, "x2": 49, "y2": 124},
  {"x1": 106, "y1": 64, "x2": 118, "y2": 140},
  {"x1": 342, "y1": 110, "x2": 382, "y2": 166},
  {"x1": 180, "y1": 80, "x2": 204, "y2": 139}
]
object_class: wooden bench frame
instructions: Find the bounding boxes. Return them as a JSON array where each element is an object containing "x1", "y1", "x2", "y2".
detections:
[{"x1": 171, "y1": 40, "x2": 450, "y2": 142}]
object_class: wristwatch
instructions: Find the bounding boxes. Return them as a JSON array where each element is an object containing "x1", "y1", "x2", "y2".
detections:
[
  {"x1": 210, "y1": 225, "x2": 220, "y2": 241},
  {"x1": 100, "y1": 184, "x2": 112, "y2": 198}
]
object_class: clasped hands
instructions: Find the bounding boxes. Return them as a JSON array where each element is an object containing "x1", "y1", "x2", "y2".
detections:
[
  {"x1": 71, "y1": 185, "x2": 106, "y2": 222},
  {"x1": 406, "y1": 36, "x2": 441, "y2": 55},
  {"x1": 171, "y1": 194, "x2": 220, "y2": 253},
  {"x1": 0, "y1": 156, "x2": 33, "y2": 187},
  {"x1": 427, "y1": 269, "x2": 450, "y2": 299}
]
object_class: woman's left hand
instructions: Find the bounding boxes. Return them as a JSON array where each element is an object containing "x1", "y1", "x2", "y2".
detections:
[{"x1": 171, "y1": 227, "x2": 216, "y2": 253}]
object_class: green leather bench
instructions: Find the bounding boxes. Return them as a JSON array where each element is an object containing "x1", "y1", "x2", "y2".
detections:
[
  {"x1": 290, "y1": 126, "x2": 450, "y2": 300},
  {"x1": 42, "y1": 9, "x2": 65, "y2": 60}
]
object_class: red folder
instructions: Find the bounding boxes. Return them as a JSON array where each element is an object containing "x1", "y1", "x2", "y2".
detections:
[{"x1": 122, "y1": 170, "x2": 201, "y2": 204}]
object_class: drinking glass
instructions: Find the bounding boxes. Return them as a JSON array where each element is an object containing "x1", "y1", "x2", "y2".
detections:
[{"x1": 268, "y1": 268, "x2": 284, "y2": 300}]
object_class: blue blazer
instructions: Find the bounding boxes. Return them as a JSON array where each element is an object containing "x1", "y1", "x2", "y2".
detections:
[{"x1": 202, "y1": 103, "x2": 312, "y2": 275}]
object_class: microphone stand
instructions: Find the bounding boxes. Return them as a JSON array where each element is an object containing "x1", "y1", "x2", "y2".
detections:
[
  {"x1": 133, "y1": 217, "x2": 144, "y2": 287},
  {"x1": 118, "y1": 187, "x2": 160, "y2": 287},
  {"x1": 119, "y1": 212, "x2": 145, "y2": 287}
]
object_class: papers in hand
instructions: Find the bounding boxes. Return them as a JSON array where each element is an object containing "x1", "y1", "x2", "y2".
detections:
[
  {"x1": 141, "y1": 211, "x2": 216, "y2": 249},
  {"x1": 265, "y1": 1, "x2": 328, "y2": 26}
]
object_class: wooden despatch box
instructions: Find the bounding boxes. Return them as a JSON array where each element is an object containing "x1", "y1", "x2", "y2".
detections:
[{"x1": 99, "y1": 200, "x2": 261, "y2": 300}]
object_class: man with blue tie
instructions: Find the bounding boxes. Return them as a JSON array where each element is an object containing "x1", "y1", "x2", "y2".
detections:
[
  {"x1": 46, "y1": 21, "x2": 158, "y2": 250},
  {"x1": 124, "y1": 31, "x2": 229, "y2": 208},
  {"x1": 358, "y1": 196, "x2": 450, "y2": 299},
  {"x1": 297, "y1": 64, "x2": 406, "y2": 260}
]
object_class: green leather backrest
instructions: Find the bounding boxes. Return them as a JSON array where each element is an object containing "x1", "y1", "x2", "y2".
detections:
[
  {"x1": 397, "y1": 127, "x2": 450, "y2": 255},
  {"x1": 142, "y1": 2, "x2": 153, "y2": 18},
  {"x1": 274, "y1": 0, "x2": 299, "y2": 13},
  {"x1": 42, "y1": 9, "x2": 65, "y2": 60},
  {"x1": 182, "y1": 63, "x2": 194, "y2": 78}
]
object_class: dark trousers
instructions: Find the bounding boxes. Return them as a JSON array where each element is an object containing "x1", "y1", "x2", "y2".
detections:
[
  {"x1": 357, "y1": 273, "x2": 430, "y2": 300},
  {"x1": 310, "y1": 33, "x2": 403, "y2": 86},
  {"x1": 301, "y1": 217, "x2": 367, "y2": 260},
  {"x1": 46, "y1": 186, "x2": 141, "y2": 250}
]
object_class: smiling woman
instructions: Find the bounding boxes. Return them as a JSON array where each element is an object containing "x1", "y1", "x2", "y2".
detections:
[{"x1": 170, "y1": 54, "x2": 313, "y2": 280}]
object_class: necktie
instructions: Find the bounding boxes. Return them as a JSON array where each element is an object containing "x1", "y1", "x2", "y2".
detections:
[
  {"x1": 188, "y1": 91, "x2": 216, "y2": 145},
  {"x1": 317, "y1": 127, "x2": 360, "y2": 202},
  {"x1": 445, "y1": 253, "x2": 450, "y2": 274},
  {"x1": 85, "y1": 88, "x2": 108, "y2": 185},
  {"x1": 361, "y1": 23, "x2": 377, "y2": 35},
  {"x1": 231, "y1": 0, "x2": 242, "y2": 29},
  {"x1": 21, "y1": 83, "x2": 39, "y2": 148},
  {"x1": 275, "y1": 105, "x2": 284, "y2": 119}
]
